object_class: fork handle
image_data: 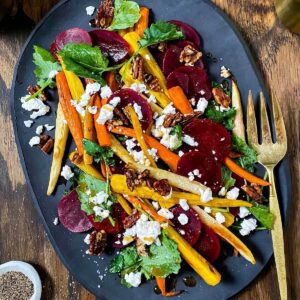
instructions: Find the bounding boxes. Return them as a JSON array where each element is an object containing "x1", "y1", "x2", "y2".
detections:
[{"x1": 267, "y1": 166, "x2": 287, "y2": 300}]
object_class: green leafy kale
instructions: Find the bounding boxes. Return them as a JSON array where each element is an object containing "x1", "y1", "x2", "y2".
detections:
[
  {"x1": 204, "y1": 100, "x2": 236, "y2": 130},
  {"x1": 221, "y1": 165, "x2": 236, "y2": 189},
  {"x1": 109, "y1": 0, "x2": 141, "y2": 31},
  {"x1": 139, "y1": 21, "x2": 185, "y2": 48},
  {"x1": 83, "y1": 139, "x2": 115, "y2": 166},
  {"x1": 33, "y1": 45, "x2": 61, "y2": 88},
  {"x1": 231, "y1": 134, "x2": 257, "y2": 172},
  {"x1": 249, "y1": 204, "x2": 274, "y2": 230},
  {"x1": 170, "y1": 124, "x2": 183, "y2": 151}
]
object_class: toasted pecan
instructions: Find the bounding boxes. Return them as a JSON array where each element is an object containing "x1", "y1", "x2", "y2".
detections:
[{"x1": 212, "y1": 87, "x2": 231, "y2": 108}]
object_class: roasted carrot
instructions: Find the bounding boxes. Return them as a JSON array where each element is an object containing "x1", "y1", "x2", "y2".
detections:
[
  {"x1": 94, "y1": 95, "x2": 111, "y2": 147},
  {"x1": 155, "y1": 277, "x2": 180, "y2": 297},
  {"x1": 56, "y1": 72, "x2": 84, "y2": 155},
  {"x1": 109, "y1": 126, "x2": 180, "y2": 171},
  {"x1": 104, "y1": 71, "x2": 119, "y2": 92},
  {"x1": 168, "y1": 86, "x2": 193, "y2": 115},
  {"x1": 134, "y1": 7, "x2": 150, "y2": 37},
  {"x1": 224, "y1": 157, "x2": 270, "y2": 186},
  {"x1": 125, "y1": 105, "x2": 157, "y2": 168}
]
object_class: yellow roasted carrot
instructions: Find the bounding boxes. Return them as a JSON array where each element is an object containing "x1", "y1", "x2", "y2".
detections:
[
  {"x1": 47, "y1": 103, "x2": 69, "y2": 195},
  {"x1": 210, "y1": 211, "x2": 235, "y2": 227}
]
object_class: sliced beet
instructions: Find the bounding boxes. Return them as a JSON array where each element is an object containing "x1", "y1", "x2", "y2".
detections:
[
  {"x1": 58, "y1": 190, "x2": 93, "y2": 233},
  {"x1": 170, "y1": 205, "x2": 202, "y2": 246},
  {"x1": 195, "y1": 224, "x2": 221, "y2": 263},
  {"x1": 88, "y1": 203, "x2": 127, "y2": 235},
  {"x1": 183, "y1": 118, "x2": 231, "y2": 161},
  {"x1": 50, "y1": 28, "x2": 92, "y2": 60},
  {"x1": 89, "y1": 29, "x2": 130, "y2": 63},
  {"x1": 167, "y1": 66, "x2": 212, "y2": 100},
  {"x1": 162, "y1": 41, "x2": 204, "y2": 77},
  {"x1": 108, "y1": 88, "x2": 153, "y2": 130},
  {"x1": 177, "y1": 151, "x2": 222, "y2": 192},
  {"x1": 169, "y1": 20, "x2": 201, "y2": 48}
]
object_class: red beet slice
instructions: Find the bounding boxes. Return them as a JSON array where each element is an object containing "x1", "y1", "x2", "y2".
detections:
[
  {"x1": 177, "y1": 151, "x2": 222, "y2": 192},
  {"x1": 50, "y1": 28, "x2": 92, "y2": 60},
  {"x1": 170, "y1": 205, "x2": 202, "y2": 246},
  {"x1": 183, "y1": 118, "x2": 231, "y2": 161},
  {"x1": 88, "y1": 203, "x2": 127, "y2": 235},
  {"x1": 162, "y1": 41, "x2": 204, "y2": 76},
  {"x1": 195, "y1": 224, "x2": 221, "y2": 263},
  {"x1": 167, "y1": 66, "x2": 212, "y2": 100},
  {"x1": 89, "y1": 29, "x2": 130, "y2": 63},
  {"x1": 58, "y1": 190, "x2": 93, "y2": 233},
  {"x1": 169, "y1": 20, "x2": 201, "y2": 48},
  {"x1": 108, "y1": 88, "x2": 153, "y2": 130}
]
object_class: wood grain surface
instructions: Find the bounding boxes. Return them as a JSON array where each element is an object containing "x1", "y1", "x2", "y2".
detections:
[{"x1": 0, "y1": 1, "x2": 299, "y2": 299}]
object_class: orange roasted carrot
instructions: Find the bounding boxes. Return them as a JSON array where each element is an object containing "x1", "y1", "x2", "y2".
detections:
[
  {"x1": 56, "y1": 72, "x2": 84, "y2": 155},
  {"x1": 109, "y1": 126, "x2": 180, "y2": 171},
  {"x1": 168, "y1": 86, "x2": 193, "y2": 115},
  {"x1": 224, "y1": 157, "x2": 270, "y2": 186},
  {"x1": 155, "y1": 277, "x2": 180, "y2": 297},
  {"x1": 94, "y1": 95, "x2": 111, "y2": 147},
  {"x1": 134, "y1": 7, "x2": 150, "y2": 37},
  {"x1": 104, "y1": 71, "x2": 119, "y2": 92}
]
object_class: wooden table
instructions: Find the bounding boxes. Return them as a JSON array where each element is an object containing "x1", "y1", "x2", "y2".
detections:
[{"x1": 0, "y1": 1, "x2": 299, "y2": 299}]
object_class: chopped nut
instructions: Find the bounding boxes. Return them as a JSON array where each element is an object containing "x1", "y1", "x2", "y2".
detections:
[
  {"x1": 71, "y1": 152, "x2": 83, "y2": 164},
  {"x1": 131, "y1": 55, "x2": 144, "y2": 81},
  {"x1": 179, "y1": 45, "x2": 202, "y2": 66},
  {"x1": 123, "y1": 209, "x2": 141, "y2": 229},
  {"x1": 220, "y1": 66, "x2": 232, "y2": 78},
  {"x1": 228, "y1": 151, "x2": 243, "y2": 158},
  {"x1": 124, "y1": 167, "x2": 137, "y2": 191},
  {"x1": 241, "y1": 184, "x2": 263, "y2": 203},
  {"x1": 94, "y1": 0, "x2": 114, "y2": 28},
  {"x1": 212, "y1": 87, "x2": 231, "y2": 108},
  {"x1": 89, "y1": 230, "x2": 107, "y2": 255},
  {"x1": 153, "y1": 179, "x2": 172, "y2": 197},
  {"x1": 163, "y1": 112, "x2": 183, "y2": 128},
  {"x1": 27, "y1": 84, "x2": 47, "y2": 101},
  {"x1": 144, "y1": 73, "x2": 162, "y2": 92},
  {"x1": 158, "y1": 42, "x2": 167, "y2": 52},
  {"x1": 114, "y1": 107, "x2": 130, "y2": 126},
  {"x1": 38, "y1": 134, "x2": 54, "y2": 154},
  {"x1": 136, "y1": 238, "x2": 148, "y2": 257}
]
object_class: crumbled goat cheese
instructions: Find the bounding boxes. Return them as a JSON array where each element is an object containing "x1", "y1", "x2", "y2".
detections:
[
  {"x1": 29, "y1": 136, "x2": 40, "y2": 147},
  {"x1": 130, "y1": 83, "x2": 148, "y2": 94},
  {"x1": 93, "y1": 206, "x2": 110, "y2": 219},
  {"x1": 239, "y1": 207, "x2": 250, "y2": 219},
  {"x1": 147, "y1": 148, "x2": 158, "y2": 161},
  {"x1": 71, "y1": 100, "x2": 86, "y2": 116},
  {"x1": 147, "y1": 94, "x2": 157, "y2": 103},
  {"x1": 152, "y1": 201, "x2": 160, "y2": 210},
  {"x1": 195, "y1": 97, "x2": 208, "y2": 112},
  {"x1": 178, "y1": 150, "x2": 184, "y2": 157},
  {"x1": 86, "y1": 82, "x2": 101, "y2": 95},
  {"x1": 35, "y1": 125, "x2": 43, "y2": 135},
  {"x1": 204, "y1": 207, "x2": 211, "y2": 213},
  {"x1": 183, "y1": 134, "x2": 198, "y2": 147},
  {"x1": 193, "y1": 169, "x2": 200, "y2": 176},
  {"x1": 124, "y1": 272, "x2": 142, "y2": 288},
  {"x1": 24, "y1": 120, "x2": 34, "y2": 128},
  {"x1": 153, "y1": 112, "x2": 159, "y2": 119},
  {"x1": 189, "y1": 97, "x2": 196, "y2": 106},
  {"x1": 53, "y1": 217, "x2": 59, "y2": 225},
  {"x1": 88, "y1": 106, "x2": 98, "y2": 115},
  {"x1": 218, "y1": 187, "x2": 226, "y2": 197},
  {"x1": 220, "y1": 66, "x2": 231, "y2": 78},
  {"x1": 131, "y1": 150, "x2": 150, "y2": 166},
  {"x1": 109, "y1": 96, "x2": 121, "y2": 107},
  {"x1": 21, "y1": 95, "x2": 50, "y2": 119},
  {"x1": 220, "y1": 105, "x2": 230, "y2": 112},
  {"x1": 97, "y1": 104, "x2": 114, "y2": 124},
  {"x1": 178, "y1": 213, "x2": 189, "y2": 225},
  {"x1": 84, "y1": 234, "x2": 91, "y2": 244},
  {"x1": 60, "y1": 165, "x2": 74, "y2": 180},
  {"x1": 125, "y1": 138, "x2": 137, "y2": 152},
  {"x1": 44, "y1": 124, "x2": 55, "y2": 131},
  {"x1": 201, "y1": 188, "x2": 213, "y2": 202},
  {"x1": 133, "y1": 103, "x2": 143, "y2": 120},
  {"x1": 158, "y1": 208, "x2": 174, "y2": 219},
  {"x1": 162, "y1": 103, "x2": 176, "y2": 115},
  {"x1": 90, "y1": 191, "x2": 109, "y2": 205},
  {"x1": 160, "y1": 128, "x2": 179, "y2": 149},
  {"x1": 100, "y1": 85, "x2": 112, "y2": 99},
  {"x1": 226, "y1": 187, "x2": 240, "y2": 200},
  {"x1": 188, "y1": 172, "x2": 195, "y2": 181},
  {"x1": 179, "y1": 199, "x2": 189, "y2": 211},
  {"x1": 48, "y1": 70, "x2": 58, "y2": 79},
  {"x1": 215, "y1": 212, "x2": 225, "y2": 224},
  {"x1": 86, "y1": 5, "x2": 95, "y2": 15},
  {"x1": 239, "y1": 218, "x2": 257, "y2": 236}
]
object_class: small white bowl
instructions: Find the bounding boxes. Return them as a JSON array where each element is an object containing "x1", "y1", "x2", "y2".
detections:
[{"x1": 0, "y1": 261, "x2": 42, "y2": 300}]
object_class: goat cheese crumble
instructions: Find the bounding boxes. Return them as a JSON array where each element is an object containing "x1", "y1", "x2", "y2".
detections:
[
  {"x1": 90, "y1": 191, "x2": 109, "y2": 205},
  {"x1": 124, "y1": 272, "x2": 142, "y2": 287},
  {"x1": 84, "y1": 234, "x2": 91, "y2": 245},
  {"x1": 24, "y1": 120, "x2": 34, "y2": 128},
  {"x1": 195, "y1": 97, "x2": 208, "y2": 113},
  {"x1": 215, "y1": 212, "x2": 225, "y2": 224},
  {"x1": 97, "y1": 97, "x2": 120, "y2": 125},
  {"x1": 178, "y1": 213, "x2": 189, "y2": 225},
  {"x1": 86, "y1": 6, "x2": 95, "y2": 15},
  {"x1": 239, "y1": 218, "x2": 257, "y2": 236},
  {"x1": 29, "y1": 136, "x2": 40, "y2": 147},
  {"x1": 93, "y1": 206, "x2": 110, "y2": 219},
  {"x1": 226, "y1": 187, "x2": 240, "y2": 200},
  {"x1": 44, "y1": 124, "x2": 55, "y2": 131},
  {"x1": 158, "y1": 208, "x2": 174, "y2": 219},
  {"x1": 218, "y1": 187, "x2": 226, "y2": 197},
  {"x1": 204, "y1": 207, "x2": 211, "y2": 213},
  {"x1": 21, "y1": 95, "x2": 50, "y2": 119},
  {"x1": 35, "y1": 125, "x2": 43, "y2": 135},
  {"x1": 88, "y1": 106, "x2": 98, "y2": 115},
  {"x1": 100, "y1": 85, "x2": 112, "y2": 99},
  {"x1": 201, "y1": 188, "x2": 213, "y2": 202},
  {"x1": 179, "y1": 199, "x2": 189, "y2": 211},
  {"x1": 130, "y1": 83, "x2": 148, "y2": 94},
  {"x1": 183, "y1": 134, "x2": 198, "y2": 147},
  {"x1": 60, "y1": 165, "x2": 74, "y2": 180},
  {"x1": 133, "y1": 103, "x2": 143, "y2": 120},
  {"x1": 53, "y1": 217, "x2": 59, "y2": 225},
  {"x1": 239, "y1": 207, "x2": 250, "y2": 219}
]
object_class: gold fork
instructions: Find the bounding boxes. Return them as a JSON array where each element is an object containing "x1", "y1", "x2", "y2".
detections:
[{"x1": 247, "y1": 91, "x2": 287, "y2": 300}]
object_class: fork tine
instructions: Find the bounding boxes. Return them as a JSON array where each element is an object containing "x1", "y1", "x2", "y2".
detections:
[
  {"x1": 259, "y1": 92, "x2": 273, "y2": 144},
  {"x1": 246, "y1": 90, "x2": 259, "y2": 146},
  {"x1": 271, "y1": 92, "x2": 287, "y2": 144}
]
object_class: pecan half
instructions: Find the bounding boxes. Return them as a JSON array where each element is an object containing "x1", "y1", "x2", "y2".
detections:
[
  {"x1": 131, "y1": 55, "x2": 144, "y2": 81},
  {"x1": 241, "y1": 184, "x2": 263, "y2": 203},
  {"x1": 123, "y1": 209, "x2": 141, "y2": 229},
  {"x1": 38, "y1": 134, "x2": 54, "y2": 154},
  {"x1": 136, "y1": 238, "x2": 148, "y2": 257},
  {"x1": 163, "y1": 112, "x2": 184, "y2": 128},
  {"x1": 89, "y1": 230, "x2": 107, "y2": 256},
  {"x1": 158, "y1": 42, "x2": 167, "y2": 52},
  {"x1": 124, "y1": 167, "x2": 137, "y2": 191},
  {"x1": 114, "y1": 107, "x2": 130, "y2": 126},
  {"x1": 153, "y1": 179, "x2": 172, "y2": 197},
  {"x1": 144, "y1": 73, "x2": 162, "y2": 92},
  {"x1": 179, "y1": 45, "x2": 202, "y2": 66},
  {"x1": 94, "y1": 0, "x2": 114, "y2": 28},
  {"x1": 71, "y1": 152, "x2": 83, "y2": 164},
  {"x1": 27, "y1": 85, "x2": 47, "y2": 101},
  {"x1": 228, "y1": 151, "x2": 243, "y2": 159},
  {"x1": 212, "y1": 87, "x2": 231, "y2": 108}
]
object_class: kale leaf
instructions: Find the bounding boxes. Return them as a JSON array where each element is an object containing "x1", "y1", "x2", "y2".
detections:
[
  {"x1": 249, "y1": 204, "x2": 274, "y2": 230},
  {"x1": 221, "y1": 165, "x2": 236, "y2": 189},
  {"x1": 170, "y1": 124, "x2": 183, "y2": 151}
]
